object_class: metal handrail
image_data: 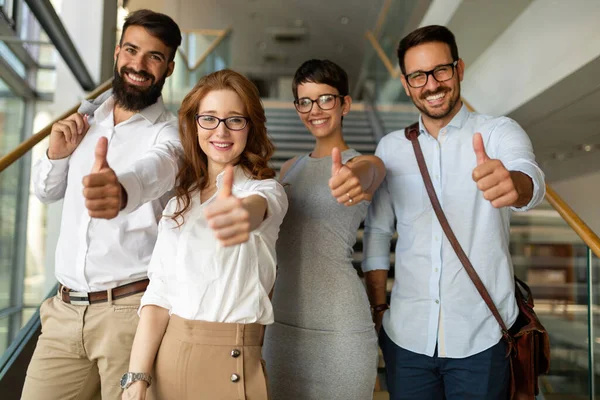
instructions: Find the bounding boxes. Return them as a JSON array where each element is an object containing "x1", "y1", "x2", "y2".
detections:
[{"x1": 0, "y1": 78, "x2": 113, "y2": 173}]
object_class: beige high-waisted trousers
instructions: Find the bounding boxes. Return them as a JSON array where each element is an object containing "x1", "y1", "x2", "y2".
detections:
[{"x1": 152, "y1": 315, "x2": 270, "y2": 400}]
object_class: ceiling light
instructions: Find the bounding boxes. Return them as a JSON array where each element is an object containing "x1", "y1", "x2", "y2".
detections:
[
  {"x1": 340, "y1": 16, "x2": 349, "y2": 25},
  {"x1": 583, "y1": 144, "x2": 593, "y2": 152}
]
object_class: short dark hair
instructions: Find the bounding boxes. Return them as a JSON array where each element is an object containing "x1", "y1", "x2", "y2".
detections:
[
  {"x1": 121, "y1": 9, "x2": 182, "y2": 61},
  {"x1": 397, "y1": 25, "x2": 459, "y2": 74},
  {"x1": 292, "y1": 59, "x2": 349, "y2": 99}
]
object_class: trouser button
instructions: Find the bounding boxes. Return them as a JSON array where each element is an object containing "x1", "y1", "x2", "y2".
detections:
[{"x1": 231, "y1": 349, "x2": 241, "y2": 358}]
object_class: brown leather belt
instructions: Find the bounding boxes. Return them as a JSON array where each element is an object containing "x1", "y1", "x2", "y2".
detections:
[{"x1": 60, "y1": 279, "x2": 149, "y2": 305}]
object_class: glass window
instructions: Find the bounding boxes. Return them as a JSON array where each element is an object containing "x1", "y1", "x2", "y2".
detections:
[
  {"x1": 0, "y1": 0, "x2": 16, "y2": 25},
  {"x1": 0, "y1": 41, "x2": 26, "y2": 78},
  {"x1": 0, "y1": 77, "x2": 25, "y2": 312},
  {"x1": 0, "y1": 316, "x2": 8, "y2": 355}
]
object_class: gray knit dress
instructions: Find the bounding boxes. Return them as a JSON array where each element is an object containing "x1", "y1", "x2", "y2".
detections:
[{"x1": 263, "y1": 149, "x2": 378, "y2": 400}]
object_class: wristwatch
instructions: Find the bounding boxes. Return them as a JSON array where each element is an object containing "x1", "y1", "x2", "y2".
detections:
[{"x1": 120, "y1": 372, "x2": 152, "y2": 390}]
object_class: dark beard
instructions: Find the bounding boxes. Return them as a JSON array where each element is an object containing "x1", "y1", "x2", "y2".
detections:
[
  {"x1": 413, "y1": 83, "x2": 460, "y2": 120},
  {"x1": 112, "y1": 64, "x2": 167, "y2": 111}
]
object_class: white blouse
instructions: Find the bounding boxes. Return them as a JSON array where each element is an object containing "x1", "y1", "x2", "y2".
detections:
[{"x1": 140, "y1": 166, "x2": 288, "y2": 324}]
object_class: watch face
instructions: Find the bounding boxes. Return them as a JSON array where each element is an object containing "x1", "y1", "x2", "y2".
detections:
[{"x1": 120, "y1": 373, "x2": 129, "y2": 388}]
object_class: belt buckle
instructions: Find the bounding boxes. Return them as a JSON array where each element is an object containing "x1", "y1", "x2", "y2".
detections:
[{"x1": 68, "y1": 291, "x2": 91, "y2": 306}]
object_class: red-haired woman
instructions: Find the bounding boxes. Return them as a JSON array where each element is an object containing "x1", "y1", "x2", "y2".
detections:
[{"x1": 121, "y1": 69, "x2": 287, "y2": 400}]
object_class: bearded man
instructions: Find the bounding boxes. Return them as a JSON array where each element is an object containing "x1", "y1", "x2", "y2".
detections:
[{"x1": 23, "y1": 9, "x2": 182, "y2": 400}]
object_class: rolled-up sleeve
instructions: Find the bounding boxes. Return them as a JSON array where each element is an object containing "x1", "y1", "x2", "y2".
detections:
[
  {"x1": 239, "y1": 179, "x2": 289, "y2": 237},
  {"x1": 362, "y1": 142, "x2": 395, "y2": 272},
  {"x1": 119, "y1": 124, "x2": 182, "y2": 214},
  {"x1": 139, "y1": 218, "x2": 172, "y2": 313},
  {"x1": 491, "y1": 118, "x2": 546, "y2": 212},
  {"x1": 33, "y1": 152, "x2": 70, "y2": 203}
]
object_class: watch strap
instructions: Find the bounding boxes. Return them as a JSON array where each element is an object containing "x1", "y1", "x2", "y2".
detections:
[{"x1": 122, "y1": 372, "x2": 152, "y2": 389}]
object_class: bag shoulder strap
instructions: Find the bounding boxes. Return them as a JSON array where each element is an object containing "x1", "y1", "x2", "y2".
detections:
[{"x1": 404, "y1": 122, "x2": 512, "y2": 341}]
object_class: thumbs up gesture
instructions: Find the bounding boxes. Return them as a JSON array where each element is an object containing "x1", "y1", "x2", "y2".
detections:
[
  {"x1": 82, "y1": 137, "x2": 125, "y2": 219},
  {"x1": 203, "y1": 166, "x2": 251, "y2": 247},
  {"x1": 472, "y1": 133, "x2": 518, "y2": 208},
  {"x1": 328, "y1": 147, "x2": 368, "y2": 206}
]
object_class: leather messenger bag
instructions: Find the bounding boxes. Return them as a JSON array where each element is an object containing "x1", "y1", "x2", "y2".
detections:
[{"x1": 404, "y1": 122, "x2": 550, "y2": 399}]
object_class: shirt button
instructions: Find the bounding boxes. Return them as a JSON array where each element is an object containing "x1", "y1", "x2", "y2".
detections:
[
  {"x1": 435, "y1": 268, "x2": 439, "y2": 273},
  {"x1": 231, "y1": 374, "x2": 240, "y2": 383},
  {"x1": 435, "y1": 300, "x2": 440, "y2": 304},
  {"x1": 231, "y1": 349, "x2": 241, "y2": 358},
  {"x1": 435, "y1": 236, "x2": 439, "y2": 241}
]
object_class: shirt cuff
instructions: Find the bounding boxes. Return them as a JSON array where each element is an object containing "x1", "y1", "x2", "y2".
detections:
[
  {"x1": 507, "y1": 162, "x2": 545, "y2": 212},
  {"x1": 362, "y1": 256, "x2": 391, "y2": 272},
  {"x1": 43, "y1": 150, "x2": 70, "y2": 175},
  {"x1": 118, "y1": 170, "x2": 142, "y2": 214}
]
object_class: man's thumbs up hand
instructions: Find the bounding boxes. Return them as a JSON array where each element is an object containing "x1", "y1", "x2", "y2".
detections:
[
  {"x1": 83, "y1": 137, "x2": 126, "y2": 219},
  {"x1": 472, "y1": 132, "x2": 490, "y2": 166},
  {"x1": 471, "y1": 132, "x2": 518, "y2": 208},
  {"x1": 91, "y1": 136, "x2": 110, "y2": 173}
]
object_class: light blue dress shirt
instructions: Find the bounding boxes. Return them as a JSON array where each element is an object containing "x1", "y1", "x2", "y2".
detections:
[{"x1": 362, "y1": 105, "x2": 545, "y2": 358}]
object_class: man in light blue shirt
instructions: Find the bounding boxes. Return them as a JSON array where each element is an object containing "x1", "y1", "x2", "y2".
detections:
[{"x1": 362, "y1": 25, "x2": 545, "y2": 400}]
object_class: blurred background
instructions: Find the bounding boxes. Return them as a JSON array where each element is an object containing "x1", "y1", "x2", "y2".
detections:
[{"x1": 1, "y1": 0, "x2": 599, "y2": 398}]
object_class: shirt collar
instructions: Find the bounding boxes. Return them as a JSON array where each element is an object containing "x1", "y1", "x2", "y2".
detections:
[
  {"x1": 94, "y1": 95, "x2": 168, "y2": 126},
  {"x1": 215, "y1": 165, "x2": 251, "y2": 190},
  {"x1": 418, "y1": 103, "x2": 469, "y2": 137},
  {"x1": 138, "y1": 96, "x2": 168, "y2": 124}
]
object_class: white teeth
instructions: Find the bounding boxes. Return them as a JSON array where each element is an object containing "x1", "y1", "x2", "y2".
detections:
[
  {"x1": 213, "y1": 143, "x2": 232, "y2": 148},
  {"x1": 311, "y1": 119, "x2": 327, "y2": 125},
  {"x1": 127, "y1": 73, "x2": 148, "y2": 82},
  {"x1": 426, "y1": 92, "x2": 445, "y2": 101}
]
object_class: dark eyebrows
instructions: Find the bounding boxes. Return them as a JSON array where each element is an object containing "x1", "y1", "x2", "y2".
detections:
[
  {"x1": 122, "y1": 42, "x2": 139, "y2": 50},
  {"x1": 121, "y1": 42, "x2": 166, "y2": 61},
  {"x1": 406, "y1": 62, "x2": 454, "y2": 76},
  {"x1": 149, "y1": 51, "x2": 167, "y2": 60}
]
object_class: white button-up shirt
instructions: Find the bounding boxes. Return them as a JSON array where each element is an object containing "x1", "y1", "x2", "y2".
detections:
[
  {"x1": 33, "y1": 96, "x2": 181, "y2": 292},
  {"x1": 363, "y1": 105, "x2": 545, "y2": 358},
  {"x1": 140, "y1": 166, "x2": 288, "y2": 324}
]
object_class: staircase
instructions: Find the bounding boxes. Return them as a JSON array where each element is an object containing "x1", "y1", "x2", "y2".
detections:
[{"x1": 265, "y1": 105, "x2": 378, "y2": 172}]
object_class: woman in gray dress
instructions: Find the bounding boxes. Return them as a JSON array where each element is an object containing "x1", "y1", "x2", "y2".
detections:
[{"x1": 263, "y1": 59, "x2": 386, "y2": 399}]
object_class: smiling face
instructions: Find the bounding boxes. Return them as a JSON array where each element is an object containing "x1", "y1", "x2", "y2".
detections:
[
  {"x1": 295, "y1": 82, "x2": 351, "y2": 140},
  {"x1": 401, "y1": 41, "x2": 464, "y2": 124},
  {"x1": 112, "y1": 25, "x2": 174, "y2": 111},
  {"x1": 196, "y1": 89, "x2": 249, "y2": 176}
]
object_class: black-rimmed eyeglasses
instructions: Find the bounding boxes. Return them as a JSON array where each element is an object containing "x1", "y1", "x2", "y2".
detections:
[
  {"x1": 404, "y1": 60, "x2": 458, "y2": 88},
  {"x1": 294, "y1": 94, "x2": 345, "y2": 113},
  {"x1": 195, "y1": 115, "x2": 250, "y2": 131}
]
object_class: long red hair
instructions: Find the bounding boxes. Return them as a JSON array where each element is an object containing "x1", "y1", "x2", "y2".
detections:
[{"x1": 172, "y1": 69, "x2": 275, "y2": 224}]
